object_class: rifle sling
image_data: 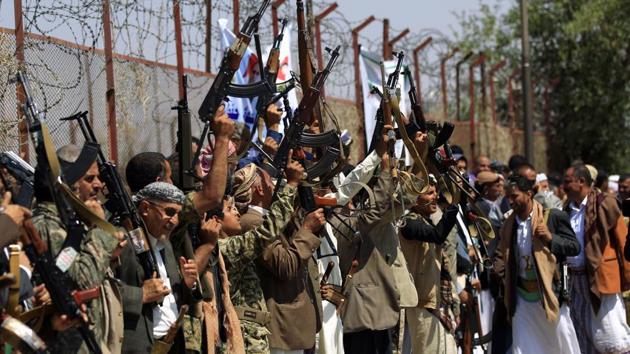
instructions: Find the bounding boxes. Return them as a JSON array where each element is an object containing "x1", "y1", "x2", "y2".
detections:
[{"x1": 389, "y1": 96, "x2": 429, "y2": 193}]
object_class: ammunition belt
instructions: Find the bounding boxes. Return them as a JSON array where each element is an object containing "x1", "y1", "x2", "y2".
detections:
[{"x1": 234, "y1": 306, "x2": 271, "y2": 326}]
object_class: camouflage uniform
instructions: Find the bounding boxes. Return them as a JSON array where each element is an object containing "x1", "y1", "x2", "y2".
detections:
[
  {"x1": 218, "y1": 184, "x2": 297, "y2": 354},
  {"x1": 31, "y1": 202, "x2": 119, "y2": 354}
]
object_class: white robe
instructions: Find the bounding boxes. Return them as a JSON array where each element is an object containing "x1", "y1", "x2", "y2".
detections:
[
  {"x1": 512, "y1": 300, "x2": 580, "y2": 354},
  {"x1": 315, "y1": 223, "x2": 344, "y2": 354}
]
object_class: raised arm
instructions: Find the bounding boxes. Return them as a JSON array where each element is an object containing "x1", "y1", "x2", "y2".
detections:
[{"x1": 194, "y1": 106, "x2": 235, "y2": 214}]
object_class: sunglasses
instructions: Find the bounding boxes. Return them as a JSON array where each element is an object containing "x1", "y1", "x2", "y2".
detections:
[{"x1": 147, "y1": 200, "x2": 180, "y2": 218}]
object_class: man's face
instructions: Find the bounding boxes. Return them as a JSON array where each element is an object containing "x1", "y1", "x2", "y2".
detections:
[
  {"x1": 257, "y1": 169, "x2": 275, "y2": 208},
  {"x1": 563, "y1": 168, "x2": 582, "y2": 202},
  {"x1": 475, "y1": 157, "x2": 491, "y2": 174},
  {"x1": 220, "y1": 200, "x2": 242, "y2": 236},
  {"x1": 506, "y1": 185, "x2": 531, "y2": 215},
  {"x1": 538, "y1": 180, "x2": 549, "y2": 192},
  {"x1": 456, "y1": 159, "x2": 467, "y2": 174},
  {"x1": 485, "y1": 180, "x2": 503, "y2": 201},
  {"x1": 141, "y1": 199, "x2": 182, "y2": 241},
  {"x1": 75, "y1": 162, "x2": 103, "y2": 202},
  {"x1": 619, "y1": 178, "x2": 630, "y2": 201},
  {"x1": 416, "y1": 185, "x2": 438, "y2": 216}
]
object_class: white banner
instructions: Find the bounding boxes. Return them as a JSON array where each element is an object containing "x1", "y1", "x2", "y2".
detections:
[
  {"x1": 218, "y1": 18, "x2": 258, "y2": 127},
  {"x1": 359, "y1": 50, "x2": 410, "y2": 162}
]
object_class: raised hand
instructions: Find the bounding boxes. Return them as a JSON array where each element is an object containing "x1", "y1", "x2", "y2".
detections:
[{"x1": 179, "y1": 257, "x2": 198, "y2": 290}]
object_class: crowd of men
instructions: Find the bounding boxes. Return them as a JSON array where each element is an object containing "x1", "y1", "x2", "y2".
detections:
[{"x1": 1, "y1": 99, "x2": 630, "y2": 354}]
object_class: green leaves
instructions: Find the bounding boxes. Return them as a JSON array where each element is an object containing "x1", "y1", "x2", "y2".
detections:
[{"x1": 453, "y1": 0, "x2": 630, "y2": 171}]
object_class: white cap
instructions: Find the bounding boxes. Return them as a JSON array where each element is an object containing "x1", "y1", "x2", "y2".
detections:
[{"x1": 535, "y1": 173, "x2": 548, "y2": 184}]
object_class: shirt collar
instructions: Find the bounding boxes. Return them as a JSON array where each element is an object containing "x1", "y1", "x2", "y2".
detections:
[
  {"x1": 515, "y1": 210, "x2": 533, "y2": 224},
  {"x1": 570, "y1": 196, "x2": 588, "y2": 212},
  {"x1": 148, "y1": 233, "x2": 165, "y2": 251}
]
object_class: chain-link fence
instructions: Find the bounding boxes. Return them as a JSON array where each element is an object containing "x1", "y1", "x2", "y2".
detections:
[{"x1": 0, "y1": 0, "x2": 548, "y2": 170}]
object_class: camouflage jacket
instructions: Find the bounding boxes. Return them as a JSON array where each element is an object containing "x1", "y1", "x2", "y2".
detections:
[
  {"x1": 220, "y1": 185, "x2": 297, "y2": 311},
  {"x1": 31, "y1": 202, "x2": 119, "y2": 354}
]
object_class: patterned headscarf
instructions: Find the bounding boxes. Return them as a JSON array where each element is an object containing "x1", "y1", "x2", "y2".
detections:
[
  {"x1": 198, "y1": 135, "x2": 238, "y2": 177},
  {"x1": 232, "y1": 163, "x2": 258, "y2": 213},
  {"x1": 132, "y1": 181, "x2": 185, "y2": 205}
]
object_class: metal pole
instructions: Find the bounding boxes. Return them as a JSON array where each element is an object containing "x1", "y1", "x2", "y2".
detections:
[
  {"x1": 352, "y1": 15, "x2": 376, "y2": 158},
  {"x1": 508, "y1": 67, "x2": 520, "y2": 154},
  {"x1": 388, "y1": 28, "x2": 410, "y2": 58},
  {"x1": 14, "y1": 0, "x2": 28, "y2": 160},
  {"x1": 456, "y1": 51, "x2": 473, "y2": 121},
  {"x1": 383, "y1": 18, "x2": 389, "y2": 59},
  {"x1": 205, "y1": 0, "x2": 212, "y2": 73},
  {"x1": 469, "y1": 54, "x2": 485, "y2": 160},
  {"x1": 233, "y1": 0, "x2": 240, "y2": 34},
  {"x1": 520, "y1": 0, "x2": 534, "y2": 163},
  {"x1": 413, "y1": 36, "x2": 432, "y2": 105},
  {"x1": 314, "y1": 3, "x2": 338, "y2": 72},
  {"x1": 174, "y1": 0, "x2": 185, "y2": 100},
  {"x1": 440, "y1": 48, "x2": 459, "y2": 120},
  {"x1": 103, "y1": 0, "x2": 118, "y2": 163},
  {"x1": 489, "y1": 60, "x2": 506, "y2": 124},
  {"x1": 272, "y1": 0, "x2": 286, "y2": 37}
]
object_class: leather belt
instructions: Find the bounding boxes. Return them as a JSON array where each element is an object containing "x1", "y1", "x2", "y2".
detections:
[
  {"x1": 233, "y1": 306, "x2": 271, "y2": 326},
  {"x1": 517, "y1": 277, "x2": 539, "y2": 293}
]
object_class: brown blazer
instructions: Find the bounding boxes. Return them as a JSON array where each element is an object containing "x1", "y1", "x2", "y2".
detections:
[
  {"x1": 333, "y1": 170, "x2": 413, "y2": 332},
  {"x1": 568, "y1": 191, "x2": 630, "y2": 310},
  {"x1": 256, "y1": 226, "x2": 322, "y2": 350}
]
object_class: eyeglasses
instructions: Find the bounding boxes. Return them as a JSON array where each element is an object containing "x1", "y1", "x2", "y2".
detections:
[{"x1": 147, "y1": 200, "x2": 180, "y2": 218}]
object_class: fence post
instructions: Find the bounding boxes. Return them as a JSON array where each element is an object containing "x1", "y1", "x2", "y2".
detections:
[
  {"x1": 439, "y1": 48, "x2": 458, "y2": 120},
  {"x1": 388, "y1": 28, "x2": 409, "y2": 59},
  {"x1": 314, "y1": 2, "x2": 337, "y2": 98},
  {"x1": 352, "y1": 16, "x2": 375, "y2": 158},
  {"x1": 233, "y1": 0, "x2": 239, "y2": 34},
  {"x1": 102, "y1": 0, "x2": 118, "y2": 163},
  {"x1": 205, "y1": 0, "x2": 212, "y2": 73},
  {"x1": 413, "y1": 36, "x2": 432, "y2": 106},
  {"x1": 13, "y1": 0, "x2": 28, "y2": 160}
]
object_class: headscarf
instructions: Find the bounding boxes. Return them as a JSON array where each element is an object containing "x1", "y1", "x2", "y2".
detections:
[
  {"x1": 198, "y1": 136, "x2": 238, "y2": 177},
  {"x1": 132, "y1": 181, "x2": 185, "y2": 205},
  {"x1": 231, "y1": 164, "x2": 258, "y2": 213}
]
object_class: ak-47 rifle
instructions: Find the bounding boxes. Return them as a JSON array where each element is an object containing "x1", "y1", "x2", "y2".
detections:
[
  {"x1": 404, "y1": 68, "x2": 427, "y2": 133},
  {"x1": 271, "y1": 46, "x2": 341, "y2": 203},
  {"x1": 14, "y1": 71, "x2": 118, "y2": 354},
  {"x1": 225, "y1": 18, "x2": 290, "y2": 101},
  {"x1": 21, "y1": 221, "x2": 101, "y2": 353},
  {"x1": 256, "y1": 19, "x2": 288, "y2": 142},
  {"x1": 0, "y1": 151, "x2": 34, "y2": 207},
  {"x1": 296, "y1": 0, "x2": 323, "y2": 130},
  {"x1": 195, "y1": 0, "x2": 271, "y2": 172},
  {"x1": 172, "y1": 75, "x2": 196, "y2": 192},
  {"x1": 367, "y1": 52, "x2": 405, "y2": 154},
  {"x1": 60, "y1": 111, "x2": 159, "y2": 281}
]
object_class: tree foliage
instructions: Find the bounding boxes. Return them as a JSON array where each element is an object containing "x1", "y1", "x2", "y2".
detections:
[{"x1": 453, "y1": 0, "x2": 630, "y2": 172}]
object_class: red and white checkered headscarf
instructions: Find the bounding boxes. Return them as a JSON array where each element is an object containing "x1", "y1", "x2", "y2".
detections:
[{"x1": 198, "y1": 136, "x2": 238, "y2": 177}]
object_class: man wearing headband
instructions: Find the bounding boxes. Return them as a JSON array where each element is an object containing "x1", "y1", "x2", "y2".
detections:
[
  {"x1": 494, "y1": 174, "x2": 580, "y2": 353},
  {"x1": 117, "y1": 182, "x2": 199, "y2": 353},
  {"x1": 231, "y1": 163, "x2": 276, "y2": 233},
  {"x1": 399, "y1": 176, "x2": 459, "y2": 354},
  {"x1": 31, "y1": 144, "x2": 125, "y2": 353}
]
